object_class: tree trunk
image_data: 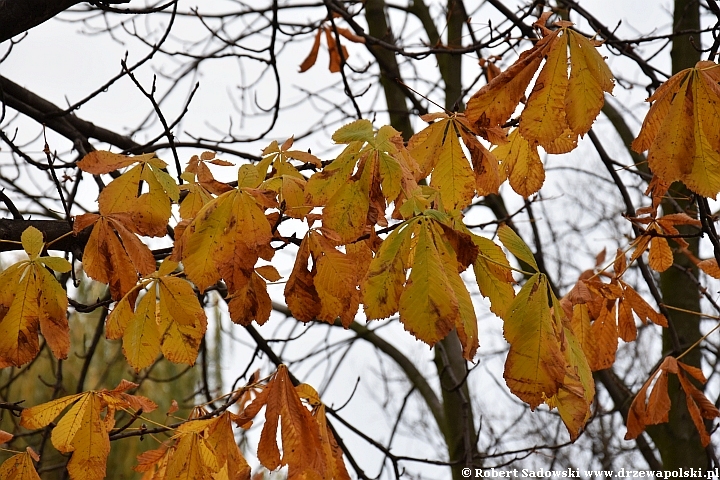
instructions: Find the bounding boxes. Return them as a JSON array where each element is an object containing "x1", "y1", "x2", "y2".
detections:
[{"x1": 655, "y1": 0, "x2": 708, "y2": 469}]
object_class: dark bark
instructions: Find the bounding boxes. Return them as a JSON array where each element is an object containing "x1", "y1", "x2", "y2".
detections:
[
  {"x1": 0, "y1": 219, "x2": 87, "y2": 254},
  {"x1": 0, "y1": 0, "x2": 81, "y2": 43},
  {"x1": 655, "y1": 0, "x2": 709, "y2": 470}
]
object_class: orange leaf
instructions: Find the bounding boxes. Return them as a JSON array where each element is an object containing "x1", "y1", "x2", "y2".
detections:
[{"x1": 251, "y1": 365, "x2": 326, "y2": 477}]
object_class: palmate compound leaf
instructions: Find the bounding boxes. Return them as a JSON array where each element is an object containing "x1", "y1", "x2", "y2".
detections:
[
  {"x1": 632, "y1": 61, "x2": 720, "y2": 198},
  {"x1": 106, "y1": 259, "x2": 207, "y2": 372},
  {"x1": 361, "y1": 211, "x2": 480, "y2": 360},
  {"x1": 0, "y1": 226, "x2": 71, "y2": 367},
  {"x1": 490, "y1": 128, "x2": 546, "y2": 197},
  {"x1": 0, "y1": 448, "x2": 41, "y2": 480},
  {"x1": 172, "y1": 164, "x2": 277, "y2": 324},
  {"x1": 20, "y1": 381, "x2": 156, "y2": 480},
  {"x1": 626, "y1": 356, "x2": 720, "y2": 447},
  {"x1": 284, "y1": 230, "x2": 361, "y2": 327},
  {"x1": 503, "y1": 273, "x2": 566, "y2": 409},
  {"x1": 134, "y1": 412, "x2": 251, "y2": 480},
  {"x1": 559, "y1": 263, "x2": 667, "y2": 372},
  {"x1": 295, "y1": 384, "x2": 352, "y2": 480},
  {"x1": 236, "y1": 365, "x2": 327, "y2": 479},
  {"x1": 305, "y1": 119, "x2": 422, "y2": 243},
  {"x1": 466, "y1": 21, "x2": 613, "y2": 148},
  {"x1": 74, "y1": 212, "x2": 156, "y2": 301},
  {"x1": 407, "y1": 113, "x2": 504, "y2": 209},
  {"x1": 78, "y1": 151, "x2": 179, "y2": 237}
]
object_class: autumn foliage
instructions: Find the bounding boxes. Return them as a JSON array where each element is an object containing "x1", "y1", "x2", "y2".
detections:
[{"x1": 3, "y1": 11, "x2": 720, "y2": 479}]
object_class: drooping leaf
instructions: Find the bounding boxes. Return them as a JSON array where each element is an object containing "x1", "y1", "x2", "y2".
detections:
[
  {"x1": 107, "y1": 259, "x2": 207, "y2": 372},
  {"x1": 466, "y1": 22, "x2": 613, "y2": 145},
  {"x1": 407, "y1": 114, "x2": 477, "y2": 210},
  {"x1": 285, "y1": 230, "x2": 360, "y2": 327},
  {"x1": 491, "y1": 129, "x2": 545, "y2": 197},
  {"x1": 241, "y1": 365, "x2": 326, "y2": 478},
  {"x1": 306, "y1": 120, "x2": 421, "y2": 242},
  {"x1": 20, "y1": 382, "x2": 156, "y2": 480},
  {"x1": 0, "y1": 449, "x2": 41, "y2": 480},
  {"x1": 520, "y1": 30, "x2": 569, "y2": 145},
  {"x1": 0, "y1": 227, "x2": 71, "y2": 367},
  {"x1": 172, "y1": 165, "x2": 276, "y2": 299},
  {"x1": 626, "y1": 357, "x2": 719, "y2": 446},
  {"x1": 295, "y1": 384, "x2": 351, "y2": 480},
  {"x1": 74, "y1": 213, "x2": 155, "y2": 300},
  {"x1": 503, "y1": 274, "x2": 566, "y2": 409},
  {"x1": 632, "y1": 62, "x2": 720, "y2": 198},
  {"x1": 471, "y1": 235, "x2": 516, "y2": 318},
  {"x1": 78, "y1": 151, "x2": 179, "y2": 237},
  {"x1": 362, "y1": 212, "x2": 480, "y2": 359}
]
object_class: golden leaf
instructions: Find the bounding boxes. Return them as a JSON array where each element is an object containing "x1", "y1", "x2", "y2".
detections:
[
  {"x1": 20, "y1": 382, "x2": 156, "y2": 480},
  {"x1": 0, "y1": 227, "x2": 72, "y2": 367},
  {"x1": 0, "y1": 450, "x2": 41, "y2": 480},
  {"x1": 503, "y1": 274, "x2": 566, "y2": 409}
]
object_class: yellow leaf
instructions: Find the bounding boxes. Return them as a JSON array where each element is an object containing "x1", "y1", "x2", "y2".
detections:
[
  {"x1": 108, "y1": 261, "x2": 207, "y2": 371},
  {"x1": 687, "y1": 72, "x2": 720, "y2": 196},
  {"x1": 503, "y1": 274, "x2": 566, "y2": 409},
  {"x1": 631, "y1": 71, "x2": 688, "y2": 153},
  {"x1": 36, "y1": 266, "x2": 70, "y2": 360},
  {"x1": 492, "y1": 129, "x2": 545, "y2": 197},
  {"x1": 175, "y1": 192, "x2": 235, "y2": 292},
  {"x1": 158, "y1": 276, "x2": 207, "y2": 365},
  {"x1": 21, "y1": 384, "x2": 155, "y2": 480},
  {"x1": 0, "y1": 267, "x2": 40, "y2": 366},
  {"x1": 0, "y1": 241, "x2": 71, "y2": 367},
  {"x1": 0, "y1": 450, "x2": 41, "y2": 480},
  {"x1": 123, "y1": 292, "x2": 161, "y2": 372},
  {"x1": 20, "y1": 393, "x2": 84, "y2": 430},
  {"x1": 458, "y1": 124, "x2": 504, "y2": 196},
  {"x1": 552, "y1": 332, "x2": 593, "y2": 440},
  {"x1": 77, "y1": 151, "x2": 143, "y2": 174},
  {"x1": 165, "y1": 432, "x2": 218, "y2": 480},
  {"x1": 307, "y1": 121, "x2": 420, "y2": 242},
  {"x1": 305, "y1": 143, "x2": 362, "y2": 206},
  {"x1": 322, "y1": 163, "x2": 372, "y2": 242},
  {"x1": 409, "y1": 118, "x2": 476, "y2": 210},
  {"x1": 472, "y1": 235, "x2": 516, "y2": 318},
  {"x1": 398, "y1": 220, "x2": 459, "y2": 347},
  {"x1": 570, "y1": 303, "x2": 596, "y2": 367},
  {"x1": 204, "y1": 413, "x2": 251, "y2": 480},
  {"x1": 86, "y1": 153, "x2": 177, "y2": 237},
  {"x1": 466, "y1": 44, "x2": 546, "y2": 133},
  {"x1": 520, "y1": 33, "x2": 569, "y2": 145},
  {"x1": 565, "y1": 30, "x2": 614, "y2": 136},
  {"x1": 361, "y1": 223, "x2": 410, "y2": 320},
  {"x1": 647, "y1": 74, "x2": 694, "y2": 185},
  {"x1": 312, "y1": 234, "x2": 361, "y2": 327},
  {"x1": 21, "y1": 226, "x2": 44, "y2": 260},
  {"x1": 432, "y1": 223, "x2": 479, "y2": 359},
  {"x1": 174, "y1": 183, "x2": 274, "y2": 294}
]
